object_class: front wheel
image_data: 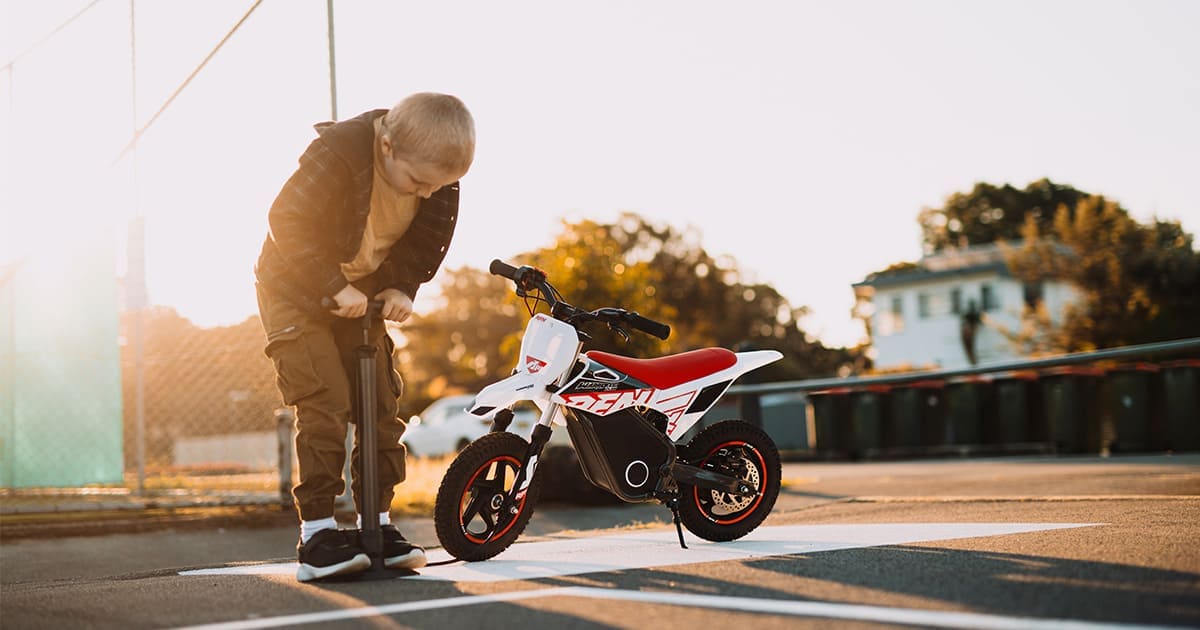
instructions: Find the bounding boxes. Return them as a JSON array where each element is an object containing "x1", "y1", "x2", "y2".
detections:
[
  {"x1": 434, "y1": 432, "x2": 541, "y2": 561},
  {"x1": 676, "y1": 420, "x2": 781, "y2": 542}
]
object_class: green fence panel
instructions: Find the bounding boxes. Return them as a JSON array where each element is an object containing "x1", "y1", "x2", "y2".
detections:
[{"x1": 1, "y1": 241, "x2": 123, "y2": 488}]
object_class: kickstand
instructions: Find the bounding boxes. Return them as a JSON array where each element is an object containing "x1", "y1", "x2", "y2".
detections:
[{"x1": 666, "y1": 498, "x2": 688, "y2": 549}]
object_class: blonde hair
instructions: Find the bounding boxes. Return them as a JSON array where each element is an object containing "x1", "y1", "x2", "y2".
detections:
[{"x1": 382, "y1": 93, "x2": 475, "y2": 174}]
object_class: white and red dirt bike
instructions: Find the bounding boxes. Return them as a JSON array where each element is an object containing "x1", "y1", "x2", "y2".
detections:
[{"x1": 433, "y1": 260, "x2": 784, "y2": 561}]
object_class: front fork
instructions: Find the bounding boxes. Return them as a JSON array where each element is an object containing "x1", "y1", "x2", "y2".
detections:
[{"x1": 481, "y1": 402, "x2": 559, "y2": 544}]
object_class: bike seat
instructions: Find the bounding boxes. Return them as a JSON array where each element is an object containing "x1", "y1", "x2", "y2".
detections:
[{"x1": 583, "y1": 347, "x2": 738, "y2": 390}]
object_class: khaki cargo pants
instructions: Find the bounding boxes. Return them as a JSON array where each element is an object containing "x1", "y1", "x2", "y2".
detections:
[{"x1": 257, "y1": 282, "x2": 407, "y2": 521}]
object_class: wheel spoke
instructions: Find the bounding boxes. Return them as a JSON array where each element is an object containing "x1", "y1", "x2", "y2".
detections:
[
  {"x1": 460, "y1": 460, "x2": 518, "y2": 537},
  {"x1": 461, "y1": 493, "x2": 485, "y2": 529},
  {"x1": 478, "y1": 505, "x2": 496, "y2": 531}
]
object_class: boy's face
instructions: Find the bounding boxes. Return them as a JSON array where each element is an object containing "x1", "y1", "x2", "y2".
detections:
[{"x1": 380, "y1": 137, "x2": 465, "y2": 199}]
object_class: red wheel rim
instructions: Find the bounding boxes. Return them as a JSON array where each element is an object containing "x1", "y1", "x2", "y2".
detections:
[
  {"x1": 691, "y1": 441, "x2": 767, "y2": 525},
  {"x1": 460, "y1": 455, "x2": 526, "y2": 544}
]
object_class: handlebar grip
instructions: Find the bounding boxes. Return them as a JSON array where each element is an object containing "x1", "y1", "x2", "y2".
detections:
[
  {"x1": 320, "y1": 297, "x2": 384, "y2": 318},
  {"x1": 489, "y1": 259, "x2": 519, "y2": 280},
  {"x1": 627, "y1": 312, "x2": 671, "y2": 340}
]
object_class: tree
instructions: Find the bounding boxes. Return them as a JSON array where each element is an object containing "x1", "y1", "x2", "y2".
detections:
[
  {"x1": 520, "y1": 213, "x2": 862, "y2": 381},
  {"x1": 918, "y1": 179, "x2": 1087, "y2": 254},
  {"x1": 393, "y1": 212, "x2": 865, "y2": 406},
  {"x1": 1006, "y1": 198, "x2": 1200, "y2": 352},
  {"x1": 392, "y1": 266, "x2": 523, "y2": 415}
]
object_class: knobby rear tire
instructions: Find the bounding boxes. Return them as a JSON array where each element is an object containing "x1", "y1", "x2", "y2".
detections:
[
  {"x1": 434, "y1": 432, "x2": 541, "y2": 561},
  {"x1": 677, "y1": 420, "x2": 781, "y2": 542}
]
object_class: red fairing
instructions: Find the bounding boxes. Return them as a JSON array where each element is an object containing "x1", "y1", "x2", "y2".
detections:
[{"x1": 584, "y1": 348, "x2": 737, "y2": 389}]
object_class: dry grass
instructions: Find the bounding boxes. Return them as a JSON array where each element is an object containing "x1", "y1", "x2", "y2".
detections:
[{"x1": 389, "y1": 454, "x2": 455, "y2": 516}]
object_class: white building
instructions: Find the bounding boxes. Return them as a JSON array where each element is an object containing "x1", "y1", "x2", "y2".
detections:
[{"x1": 853, "y1": 243, "x2": 1079, "y2": 370}]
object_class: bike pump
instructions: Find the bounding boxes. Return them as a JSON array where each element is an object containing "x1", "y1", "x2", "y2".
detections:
[{"x1": 352, "y1": 301, "x2": 411, "y2": 580}]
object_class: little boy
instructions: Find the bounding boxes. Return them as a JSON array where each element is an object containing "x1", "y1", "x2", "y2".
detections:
[{"x1": 255, "y1": 93, "x2": 474, "y2": 581}]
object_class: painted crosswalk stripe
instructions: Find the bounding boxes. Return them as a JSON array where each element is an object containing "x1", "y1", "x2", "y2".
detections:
[
  {"x1": 176, "y1": 586, "x2": 1172, "y2": 630},
  {"x1": 180, "y1": 522, "x2": 1099, "y2": 583}
]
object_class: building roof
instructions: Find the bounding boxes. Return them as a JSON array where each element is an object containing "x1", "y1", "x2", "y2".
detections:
[{"x1": 854, "y1": 242, "x2": 1015, "y2": 290}]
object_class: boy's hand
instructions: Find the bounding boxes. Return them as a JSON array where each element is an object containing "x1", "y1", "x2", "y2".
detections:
[
  {"x1": 331, "y1": 285, "x2": 369, "y2": 318},
  {"x1": 375, "y1": 289, "x2": 414, "y2": 323}
]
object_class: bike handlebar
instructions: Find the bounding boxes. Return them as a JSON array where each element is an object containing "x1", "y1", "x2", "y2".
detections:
[
  {"x1": 489, "y1": 259, "x2": 519, "y2": 279},
  {"x1": 625, "y1": 311, "x2": 671, "y2": 341},
  {"x1": 489, "y1": 259, "x2": 671, "y2": 341}
]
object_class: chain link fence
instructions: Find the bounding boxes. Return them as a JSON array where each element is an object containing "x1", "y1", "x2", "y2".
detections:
[{"x1": 120, "y1": 307, "x2": 286, "y2": 486}]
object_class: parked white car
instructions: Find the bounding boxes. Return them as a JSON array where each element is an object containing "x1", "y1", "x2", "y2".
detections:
[{"x1": 402, "y1": 394, "x2": 541, "y2": 458}]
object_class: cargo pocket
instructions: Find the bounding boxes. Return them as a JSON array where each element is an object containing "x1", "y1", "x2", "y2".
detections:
[
  {"x1": 382, "y1": 334, "x2": 404, "y2": 398},
  {"x1": 265, "y1": 325, "x2": 325, "y2": 405}
]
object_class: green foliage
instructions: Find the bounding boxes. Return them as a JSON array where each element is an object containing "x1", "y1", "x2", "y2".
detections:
[
  {"x1": 1002, "y1": 196, "x2": 1200, "y2": 352},
  {"x1": 394, "y1": 212, "x2": 865, "y2": 405},
  {"x1": 913, "y1": 178, "x2": 1199, "y2": 354},
  {"x1": 918, "y1": 178, "x2": 1087, "y2": 253},
  {"x1": 393, "y1": 267, "x2": 523, "y2": 415}
]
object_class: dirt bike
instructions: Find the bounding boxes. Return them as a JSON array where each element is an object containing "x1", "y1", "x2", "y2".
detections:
[{"x1": 433, "y1": 260, "x2": 784, "y2": 561}]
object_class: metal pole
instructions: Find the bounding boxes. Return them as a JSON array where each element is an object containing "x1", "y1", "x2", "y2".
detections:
[
  {"x1": 326, "y1": 0, "x2": 338, "y2": 120},
  {"x1": 727, "y1": 337, "x2": 1200, "y2": 397},
  {"x1": 4, "y1": 70, "x2": 13, "y2": 488},
  {"x1": 327, "y1": 0, "x2": 355, "y2": 515},
  {"x1": 128, "y1": 0, "x2": 147, "y2": 495}
]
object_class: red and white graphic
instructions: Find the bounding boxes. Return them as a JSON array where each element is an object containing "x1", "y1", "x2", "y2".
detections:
[
  {"x1": 525, "y1": 355, "x2": 548, "y2": 374},
  {"x1": 561, "y1": 388, "x2": 655, "y2": 416},
  {"x1": 655, "y1": 390, "x2": 698, "y2": 433}
]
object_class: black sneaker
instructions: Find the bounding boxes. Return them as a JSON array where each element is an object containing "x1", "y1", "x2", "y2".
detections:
[
  {"x1": 296, "y1": 528, "x2": 371, "y2": 582},
  {"x1": 381, "y1": 524, "x2": 427, "y2": 569}
]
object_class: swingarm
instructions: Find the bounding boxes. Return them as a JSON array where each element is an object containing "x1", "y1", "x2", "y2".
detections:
[{"x1": 670, "y1": 463, "x2": 758, "y2": 498}]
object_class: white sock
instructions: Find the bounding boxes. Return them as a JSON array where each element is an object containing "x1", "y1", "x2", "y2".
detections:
[
  {"x1": 355, "y1": 512, "x2": 391, "y2": 528},
  {"x1": 299, "y1": 517, "x2": 338, "y2": 544}
]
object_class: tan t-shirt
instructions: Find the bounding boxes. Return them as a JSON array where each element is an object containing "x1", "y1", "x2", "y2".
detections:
[{"x1": 339, "y1": 117, "x2": 420, "y2": 282}]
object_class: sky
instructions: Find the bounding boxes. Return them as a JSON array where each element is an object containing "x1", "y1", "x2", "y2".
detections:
[{"x1": 3, "y1": 0, "x2": 1198, "y2": 347}]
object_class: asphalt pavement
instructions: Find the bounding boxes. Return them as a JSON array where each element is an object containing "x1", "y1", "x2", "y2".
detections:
[{"x1": 2, "y1": 453, "x2": 1198, "y2": 629}]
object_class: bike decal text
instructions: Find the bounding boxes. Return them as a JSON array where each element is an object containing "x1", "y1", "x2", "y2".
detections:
[{"x1": 561, "y1": 388, "x2": 655, "y2": 416}]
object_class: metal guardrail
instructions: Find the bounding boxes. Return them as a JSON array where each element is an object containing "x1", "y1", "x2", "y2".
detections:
[{"x1": 728, "y1": 337, "x2": 1200, "y2": 397}]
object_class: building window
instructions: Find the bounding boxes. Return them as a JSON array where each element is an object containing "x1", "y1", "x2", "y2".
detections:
[
  {"x1": 891, "y1": 296, "x2": 904, "y2": 332},
  {"x1": 950, "y1": 288, "x2": 962, "y2": 315},
  {"x1": 918, "y1": 293, "x2": 930, "y2": 319},
  {"x1": 981, "y1": 284, "x2": 999, "y2": 311},
  {"x1": 1023, "y1": 281, "x2": 1043, "y2": 309}
]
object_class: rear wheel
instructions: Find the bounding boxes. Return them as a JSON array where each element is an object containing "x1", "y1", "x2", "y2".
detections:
[
  {"x1": 677, "y1": 420, "x2": 781, "y2": 542},
  {"x1": 434, "y1": 432, "x2": 541, "y2": 561}
]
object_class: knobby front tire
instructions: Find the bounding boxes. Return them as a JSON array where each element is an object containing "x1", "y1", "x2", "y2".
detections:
[
  {"x1": 434, "y1": 432, "x2": 541, "y2": 561},
  {"x1": 677, "y1": 420, "x2": 781, "y2": 542}
]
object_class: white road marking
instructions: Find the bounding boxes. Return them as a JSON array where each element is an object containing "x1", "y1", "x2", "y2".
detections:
[
  {"x1": 180, "y1": 522, "x2": 1097, "y2": 582},
  {"x1": 176, "y1": 586, "x2": 1173, "y2": 630}
]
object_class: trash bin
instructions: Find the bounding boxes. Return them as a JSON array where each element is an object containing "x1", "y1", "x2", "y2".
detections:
[
  {"x1": 992, "y1": 371, "x2": 1043, "y2": 447},
  {"x1": 851, "y1": 386, "x2": 890, "y2": 458},
  {"x1": 889, "y1": 379, "x2": 946, "y2": 453},
  {"x1": 1039, "y1": 366, "x2": 1105, "y2": 454},
  {"x1": 759, "y1": 391, "x2": 810, "y2": 454},
  {"x1": 946, "y1": 376, "x2": 993, "y2": 446},
  {"x1": 1160, "y1": 359, "x2": 1200, "y2": 452},
  {"x1": 808, "y1": 389, "x2": 853, "y2": 459},
  {"x1": 1106, "y1": 364, "x2": 1156, "y2": 453}
]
